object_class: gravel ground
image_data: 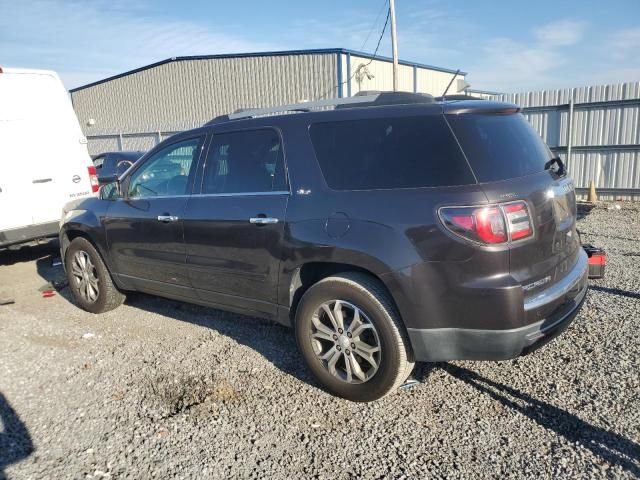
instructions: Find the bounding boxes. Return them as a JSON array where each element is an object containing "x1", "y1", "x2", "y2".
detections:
[{"x1": 0, "y1": 204, "x2": 638, "y2": 479}]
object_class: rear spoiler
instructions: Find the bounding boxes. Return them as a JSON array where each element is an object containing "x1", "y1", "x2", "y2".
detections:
[{"x1": 443, "y1": 102, "x2": 521, "y2": 115}]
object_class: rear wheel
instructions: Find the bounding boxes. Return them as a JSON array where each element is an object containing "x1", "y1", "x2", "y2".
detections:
[
  {"x1": 65, "y1": 237, "x2": 125, "y2": 313},
  {"x1": 295, "y1": 272, "x2": 414, "y2": 402}
]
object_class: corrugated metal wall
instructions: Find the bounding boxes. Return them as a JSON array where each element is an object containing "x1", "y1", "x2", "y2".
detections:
[
  {"x1": 72, "y1": 53, "x2": 337, "y2": 153},
  {"x1": 74, "y1": 51, "x2": 467, "y2": 155},
  {"x1": 491, "y1": 82, "x2": 640, "y2": 199}
]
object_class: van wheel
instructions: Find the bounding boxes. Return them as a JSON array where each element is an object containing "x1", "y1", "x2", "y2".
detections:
[
  {"x1": 295, "y1": 272, "x2": 414, "y2": 402},
  {"x1": 65, "y1": 237, "x2": 125, "y2": 314}
]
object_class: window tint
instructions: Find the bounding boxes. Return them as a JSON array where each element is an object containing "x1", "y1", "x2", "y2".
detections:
[
  {"x1": 128, "y1": 138, "x2": 201, "y2": 198},
  {"x1": 447, "y1": 113, "x2": 553, "y2": 182},
  {"x1": 202, "y1": 129, "x2": 287, "y2": 194},
  {"x1": 309, "y1": 115, "x2": 475, "y2": 190}
]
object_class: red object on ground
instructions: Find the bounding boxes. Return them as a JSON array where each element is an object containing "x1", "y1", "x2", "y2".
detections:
[
  {"x1": 587, "y1": 253, "x2": 607, "y2": 266},
  {"x1": 582, "y1": 244, "x2": 606, "y2": 279},
  {"x1": 42, "y1": 290, "x2": 56, "y2": 298}
]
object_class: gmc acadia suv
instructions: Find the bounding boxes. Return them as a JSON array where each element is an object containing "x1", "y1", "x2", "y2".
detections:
[{"x1": 60, "y1": 92, "x2": 588, "y2": 402}]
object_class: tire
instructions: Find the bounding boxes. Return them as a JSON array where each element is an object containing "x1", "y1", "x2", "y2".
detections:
[
  {"x1": 295, "y1": 272, "x2": 414, "y2": 402},
  {"x1": 65, "y1": 237, "x2": 125, "y2": 314}
]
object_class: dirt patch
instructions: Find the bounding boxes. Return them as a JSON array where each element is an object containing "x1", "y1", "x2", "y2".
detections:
[{"x1": 143, "y1": 370, "x2": 240, "y2": 418}]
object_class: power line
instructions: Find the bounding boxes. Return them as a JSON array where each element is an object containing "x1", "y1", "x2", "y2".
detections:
[
  {"x1": 316, "y1": 6, "x2": 391, "y2": 101},
  {"x1": 359, "y1": 0, "x2": 388, "y2": 51}
]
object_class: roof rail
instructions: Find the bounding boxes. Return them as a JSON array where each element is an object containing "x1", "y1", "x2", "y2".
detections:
[
  {"x1": 204, "y1": 91, "x2": 436, "y2": 125},
  {"x1": 226, "y1": 94, "x2": 380, "y2": 121}
]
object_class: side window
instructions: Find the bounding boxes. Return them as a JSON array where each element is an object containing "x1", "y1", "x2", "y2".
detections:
[
  {"x1": 202, "y1": 129, "x2": 287, "y2": 194},
  {"x1": 309, "y1": 116, "x2": 475, "y2": 190},
  {"x1": 128, "y1": 138, "x2": 201, "y2": 198}
]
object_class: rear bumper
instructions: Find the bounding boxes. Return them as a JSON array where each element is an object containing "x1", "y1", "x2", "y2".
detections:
[
  {"x1": 0, "y1": 221, "x2": 59, "y2": 248},
  {"x1": 406, "y1": 249, "x2": 589, "y2": 362}
]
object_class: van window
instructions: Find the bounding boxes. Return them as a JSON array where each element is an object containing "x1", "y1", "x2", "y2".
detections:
[
  {"x1": 128, "y1": 138, "x2": 201, "y2": 198},
  {"x1": 309, "y1": 115, "x2": 475, "y2": 190},
  {"x1": 202, "y1": 129, "x2": 287, "y2": 194},
  {"x1": 447, "y1": 113, "x2": 553, "y2": 182}
]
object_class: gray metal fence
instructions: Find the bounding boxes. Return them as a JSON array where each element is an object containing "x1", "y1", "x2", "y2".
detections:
[
  {"x1": 491, "y1": 81, "x2": 640, "y2": 200},
  {"x1": 86, "y1": 131, "x2": 181, "y2": 155}
]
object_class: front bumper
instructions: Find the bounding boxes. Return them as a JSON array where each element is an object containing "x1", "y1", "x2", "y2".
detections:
[{"x1": 407, "y1": 249, "x2": 589, "y2": 362}]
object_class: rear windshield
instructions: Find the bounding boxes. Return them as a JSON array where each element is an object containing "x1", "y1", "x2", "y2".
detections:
[
  {"x1": 309, "y1": 115, "x2": 475, "y2": 190},
  {"x1": 447, "y1": 113, "x2": 553, "y2": 183}
]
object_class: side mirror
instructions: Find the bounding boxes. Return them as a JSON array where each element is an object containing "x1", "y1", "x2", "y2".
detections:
[{"x1": 99, "y1": 181, "x2": 121, "y2": 200}]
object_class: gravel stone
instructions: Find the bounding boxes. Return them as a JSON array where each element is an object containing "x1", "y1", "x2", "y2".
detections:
[{"x1": 0, "y1": 203, "x2": 638, "y2": 479}]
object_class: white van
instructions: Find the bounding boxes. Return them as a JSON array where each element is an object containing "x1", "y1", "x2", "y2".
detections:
[{"x1": 0, "y1": 67, "x2": 98, "y2": 248}]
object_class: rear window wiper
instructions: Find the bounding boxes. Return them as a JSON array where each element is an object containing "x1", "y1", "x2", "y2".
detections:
[{"x1": 544, "y1": 156, "x2": 566, "y2": 177}]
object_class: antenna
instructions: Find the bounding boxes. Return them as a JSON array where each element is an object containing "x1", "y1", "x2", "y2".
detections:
[{"x1": 441, "y1": 69, "x2": 461, "y2": 98}]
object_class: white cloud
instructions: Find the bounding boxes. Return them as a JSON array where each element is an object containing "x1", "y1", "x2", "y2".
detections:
[
  {"x1": 534, "y1": 19, "x2": 588, "y2": 47},
  {"x1": 605, "y1": 27, "x2": 640, "y2": 61},
  {"x1": 467, "y1": 19, "x2": 591, "y2": 92},
  {"x1": 0, "y1": 0, "x2": 282, "y2": 89}
]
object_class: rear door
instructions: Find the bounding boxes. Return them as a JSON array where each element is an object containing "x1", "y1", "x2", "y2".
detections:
[
  {"x1": 183, "y1": 127, "x2": 289, "y2": 316},
  {"x1": 447, "y1": 112, "x2": 580, "y2": 293},
  {"x1": 31, "y1": 74, "x2": 95, "y2": 224}
]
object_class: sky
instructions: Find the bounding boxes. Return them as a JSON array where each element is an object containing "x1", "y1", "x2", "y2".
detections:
[{"x1": 1, "y1": 0, "x2": 639, "y2": 93}]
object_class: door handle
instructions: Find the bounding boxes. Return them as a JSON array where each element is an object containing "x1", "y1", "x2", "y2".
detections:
[
  {"x1": 157, "y1": 215, "x2": 179, "y2": 222},
  {"x1": 249, "y1": 217, "x2": 279, "y2": 225},
  {"x1": 32, "y1": 178, "x2": 53, "y2": 184}
]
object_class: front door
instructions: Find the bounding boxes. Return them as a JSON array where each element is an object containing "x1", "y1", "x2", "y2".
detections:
[
  {"x1": 105, "y1": 135, "x2": 205, "y2": 298},
  {"x1": 183, "y1": 128, "x2": 289, "y2": 316}
]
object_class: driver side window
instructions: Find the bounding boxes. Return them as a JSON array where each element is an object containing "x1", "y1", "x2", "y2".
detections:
[{"x1": 128, "y1": 138, "x2": 201, "y2": 198}]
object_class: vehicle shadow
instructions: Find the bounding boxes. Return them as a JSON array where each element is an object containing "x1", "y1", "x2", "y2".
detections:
[
  {"x1": 0, "y1": 240, "x2": 59, "y2": 267},
  {"x1": 0, "y1": 392, "x2": 34, "y2": 480},
  {"x1": 439, "y1": 363, "x2": 640, "y2": 477},
  {"x1": 589, "y1": 285, "x2": 640, "y2": 300},
  {"x1": 123, "y1": 293, "x2": 319, "y2": 387}
]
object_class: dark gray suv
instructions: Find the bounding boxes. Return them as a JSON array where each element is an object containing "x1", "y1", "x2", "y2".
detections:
[{"x1": 60, "y1": 92, "x2": 588, "y2": 402}]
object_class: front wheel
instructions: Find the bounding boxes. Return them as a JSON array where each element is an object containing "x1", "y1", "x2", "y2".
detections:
[
  {"x1": 295, "y1": 272, "x2": 414, "y2": 402},
  {"x1": 65, "y1": 237, "x2": 125, "y2": 314}
]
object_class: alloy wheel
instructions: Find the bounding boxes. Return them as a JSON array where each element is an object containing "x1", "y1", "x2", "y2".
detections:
[
  {"x1": 70, "y1": 250, "x2": 100, "y2": 303},
  {"x1": 309, "y1": 300, "x2": 381, "y2": 384}
]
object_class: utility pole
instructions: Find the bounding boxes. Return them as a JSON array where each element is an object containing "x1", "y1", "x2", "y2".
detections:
[{"x1": 389, "y1": 0, "x2": 399, "y2": 91}]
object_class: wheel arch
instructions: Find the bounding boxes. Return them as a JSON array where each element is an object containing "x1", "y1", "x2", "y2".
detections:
[{"x1": 285, "y1": 261, "x2": 401, "y2": 328}]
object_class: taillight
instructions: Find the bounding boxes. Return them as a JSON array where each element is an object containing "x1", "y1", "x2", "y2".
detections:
[
  {"x1": 503, "y1": 202, "x2": 532, "y2": 240},
  {"x1": 439, "y1": 201, "x2": 533, "y2": 245},
  {"x1": 88, "y1": 166, "x2": 99, "y2": 193}
]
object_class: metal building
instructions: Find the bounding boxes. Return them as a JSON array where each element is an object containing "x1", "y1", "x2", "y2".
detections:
[{"x1": 69, "y1": 48, "x2": 466, "y2": 155}]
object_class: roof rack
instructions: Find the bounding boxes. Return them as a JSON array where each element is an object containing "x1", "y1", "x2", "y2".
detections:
[{"x1": 205, "y1": 91, "x2": 436, "y2": 125}]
